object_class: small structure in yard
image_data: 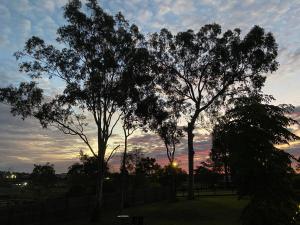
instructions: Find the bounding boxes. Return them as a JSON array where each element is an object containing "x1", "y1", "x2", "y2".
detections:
[
  {"x1": 116, "y1": 215, "x2": 144, "y2": 225},
  {"x1": 117, "y1": 215, "x2": 130, "y2": 224}
]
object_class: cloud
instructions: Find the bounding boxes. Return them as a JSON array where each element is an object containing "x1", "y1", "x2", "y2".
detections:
[
  {"x1": 138, "y1": 9, "x2": 153, "y2": 23},
  {"x1": 0, "y1": 5, "x2": 11, "y2": 47},
  {"x1": 12, "y1": 0, "x2": 31, "y2": 13},
  {"x1": 0, "y1": 103, "x2": 96, "y2": 172},
  {"x1": 19, "y1": 19, "x2": 32, "y2": 40},
  {"x1": 40, "y1": 1, "x2": 56, "y2": 12}
]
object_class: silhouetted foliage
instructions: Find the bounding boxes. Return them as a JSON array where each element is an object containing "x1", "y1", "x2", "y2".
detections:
[
  {"x1": 212, "y1": 95, "x2": 300, "y2": 225},
  {"x1": 124, "y1": 148, "x2": 144, "y2": 175},
  {"x1": 149, "y1": 23, "x2": 279, "y2": 199},
  {"x1": 154, "y1": 117, "x2": 183, "y2": 164},
  {"x1": 119, "y1": 106, "x2": 140, "y2": 210},
  {"x1": 194, "y1": 160, "x2": 222, "y2": 187},
  {"x1": 123, "y1": 149, "x2": 162, "y2": 188},
  {"x1": 30, "y1": 163, "x2": 56, "y2": 188},
  {"x1": 0, "y1": 0, "x2": 152, "y2": 215},
  {"x1": 67, "y1": 151, "x2": 110, "y2": 196},
  {"x1": 292, "y1": 174, "x2": 300, "y2": 190},
  {"x1": 145, "y1": 88, "x2": 184, "y2": 201},
  {"x1": 135, "y1": 157, "x2": 161, "y2": 176},
  {"x1": 158, "y1": 165, "x2": 187, "y2": 189}
]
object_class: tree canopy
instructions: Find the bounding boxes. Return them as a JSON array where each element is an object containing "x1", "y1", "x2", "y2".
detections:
[
  {"x1": 212, "y1": 95, "x2": 299, "y2": 225},
  {"x1": 30, "y1": 163, "x2": 56, "y2": 188},
  {"x1": 0, "y1": 0, "x2": 154, "y2": 215},
  {"x1": 149, "y1": 23, "x2": 279, "y2": 198}
]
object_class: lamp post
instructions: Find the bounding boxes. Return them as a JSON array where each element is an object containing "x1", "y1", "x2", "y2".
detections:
[{"x1": 170, "y1": 161, "x2": 178, "y2": 201}]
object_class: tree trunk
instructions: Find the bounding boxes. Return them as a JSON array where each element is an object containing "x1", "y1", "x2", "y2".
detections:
[
  {"x1": 91, "y1": 158, "x2": 104, "y2": 222},
  {"x1": 90, "y1": 133, "x2": 105, "y2": 222},
  {"x1": 120, "y1": 135, "x2": 128, "y2": 210},
  {"x1": 96, "y1": 170, "x2": 104, "y2": 207},
  {"x1": 187, "y1": 123, "x2": 195, "y2": 200}
]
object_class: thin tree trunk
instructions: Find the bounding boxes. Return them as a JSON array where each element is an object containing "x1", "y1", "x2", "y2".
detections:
[
  {"x1": 187, "y1": 123, "x2": 195, "y2": 200},
  {"x1": 120, "y1": 135, "x2": 128, "y2": 210}
]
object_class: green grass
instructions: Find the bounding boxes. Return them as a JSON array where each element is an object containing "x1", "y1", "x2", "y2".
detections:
[
  {"x1": 64, "y1": 196, "x2": 247, "y2": 225},
  {"x1": 120, "y1": 197, "x2": 247, "y2": 225}
]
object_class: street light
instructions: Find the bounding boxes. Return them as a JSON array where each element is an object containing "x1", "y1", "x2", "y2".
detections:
[{"x1": 171, "y1": 161, "x2": 178, "y2": 168}]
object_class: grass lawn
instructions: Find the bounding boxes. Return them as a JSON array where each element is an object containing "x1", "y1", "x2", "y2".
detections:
[{"x1": 64, "y1": 196, "x2": 248, "y2": 225}]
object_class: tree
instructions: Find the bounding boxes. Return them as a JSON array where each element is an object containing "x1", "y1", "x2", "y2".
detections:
[
  {"x1": 144, "y1": 81, "x2": 184, "y2": 200},
  {"x1": 119, "y1": 105, "x2": 139, "y2": 210},
  {"x1": 122, "y1": 149, "x2": 162, "y2": 188},
  {"x1": 211, "y1": 131, "x2": 231, "y2": 187},
  {"x1": 124, "y1": 147, "x2": 144, "y2": 174},
  {"x1": 154, "y1": 118, "x2": 183, "y2": 201},
  {"x1": 30, "y1": 163, "x2": 56, "y2": 188},
  {"x1": 67, "y1": 151, "x2": 109, "y2": 190},
  {"x1": 194, "y1": 160, "x2": 221, "y2": 187},
  {"x1": 135, "y1": 157, "x2": 161, "y2": 176},
  {"x1": 149, "y1": 24, "x2": 278, "y2": 199},
  {"x1": 155, "y1": 116, "x2": 183, "y2": 165},
  {"x1": 0, "y1": 0, "x2": 151, "y2": 218},
  {"x1": 158, "y1": 164, "x2": 187, "y2": 195},
  {"x1": 212, "y1": 95, "x2": 300, "y2": 225},
  {"x1": 118, "y1": 58, "x2": 157, "y2": 178}
]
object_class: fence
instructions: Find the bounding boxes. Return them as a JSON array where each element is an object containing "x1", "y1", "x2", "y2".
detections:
[
  {"x1": 0, "y1": 187, "x2": 168, "y2": 225},
  {"x1": 176, "y1": 184, "x2": 236, "y2": 198}
]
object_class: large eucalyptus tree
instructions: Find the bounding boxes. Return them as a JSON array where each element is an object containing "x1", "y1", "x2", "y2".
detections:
[
  {"x1": 149, "y1": 24, "x2": 278, "y2": 199},
  {"x1": 0, "y1": 0, "x2": 152, "y2": 217}
]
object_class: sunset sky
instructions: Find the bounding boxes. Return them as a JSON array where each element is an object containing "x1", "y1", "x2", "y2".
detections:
[{"x1": 0, "y1": 0, "x2": 299, "y2": 173}]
